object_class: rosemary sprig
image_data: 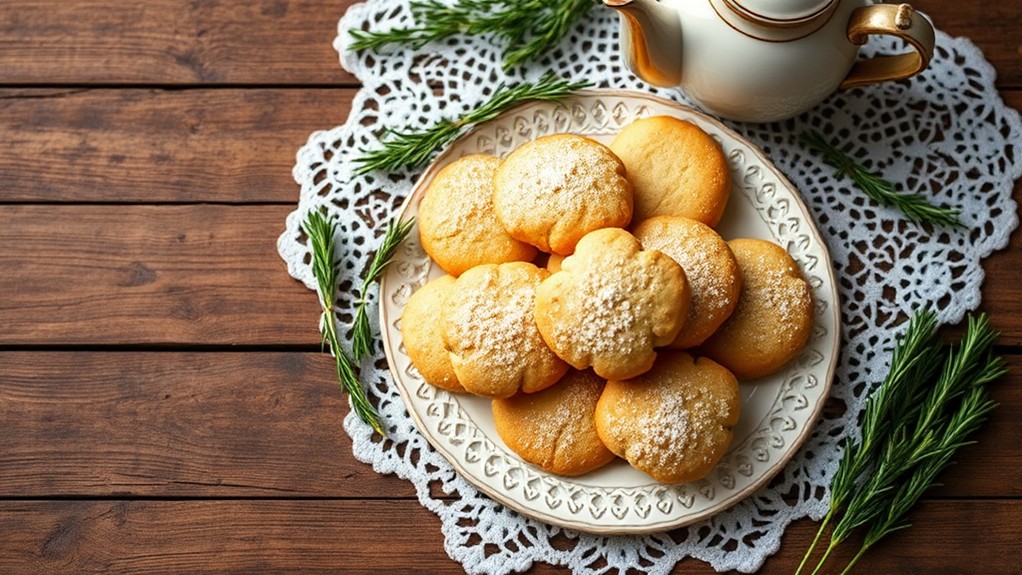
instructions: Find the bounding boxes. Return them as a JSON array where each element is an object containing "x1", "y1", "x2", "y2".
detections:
[
  {"x1": 303, "y1": 210, "x2": 386, "y2": 435},
  {"x1": 799, "y1": 131, "x2": 963, "y2": 228},
  {"x1": 351, "y1": 216, "x2": 417, "y2": 360},
  {"x1": 842, "y1": 385, "x2": 999, "y2": 575},
  {"x1": 354, "y1": 73, "x2": 591, "y2": 174},
  {"x1": 795, "y1": 310, "x2": 942, "y2": 575},
  {"x1": 801, "y1": 312, "x2": 1005, "y2": 575},
  {"x1": 349, "y1": 0, "x2": 595, "y2": 71}
]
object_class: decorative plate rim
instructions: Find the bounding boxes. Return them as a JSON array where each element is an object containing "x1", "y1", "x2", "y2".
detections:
[{"x1": 379, "y1": 89, "x2": 840, "y2": 535}]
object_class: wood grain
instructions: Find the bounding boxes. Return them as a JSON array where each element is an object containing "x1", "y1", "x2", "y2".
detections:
[
  {"x1": 0, "y1": 89, "x2": 357, "y2": 203},
  {"x1": 1, "y1": 90, "x2": 1020, "y2": 205},
  {"x1": 0, "y1": 0, "x2": 357, "y2": 85},
  {"x1": 0, "y1": 205, "x2": 322, "y2": 345},
  {"x1": 2, "y1": 200, "x2": 1021, "y2": 345},
  {"x1": 0, "y1": 352, "x2": 412, "y2": 498},
  {"x1": 0, "y1": 0, "x2": 1019, "y2": 88},
  {"x1": 913, "y1": 0, "x2": 1022, "y2": 89},
  {"x1": 0, "y1": 351, "x2": 1017, "y2": 498},
  {"x1": 0, "y1": 500, "x2": 1017, "y2": 574}
]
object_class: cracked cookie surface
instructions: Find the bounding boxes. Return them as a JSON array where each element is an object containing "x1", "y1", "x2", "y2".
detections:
[
  {"x1": 493, "y1": 134, "x2": 633, "y2": 256},
  {"x1": 535, "y1": 228, "x2": 689, "y2": 381},
  {"x1": 493, "y1": 370, "x2": 615, "y2": 476},
  {"x1": 443, "y1": 262, "x2": 569, "y2": 398}
]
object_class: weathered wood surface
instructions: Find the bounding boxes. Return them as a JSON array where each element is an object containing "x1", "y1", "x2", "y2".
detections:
[
  {"x1": 2, "y1": 200, "x2": 1021, "y2": 346},
  {"x1": 0, "y1": 89, "x2": 357, "y2": 203},
  {"x1": 0, "y1": 351, "x2": 1017, "y2": 499},
  {"x1": 0, "y1": 0, "x2": 1019, "y2": 573},
  {"x1": 0, "y1": 0, "x2": 358, "y2": 85},
  {"x1": 0, "y1": 205, "x2": 321, "y2": 345},
  {"x1": 0, "y1": 500, "x2": 1017, "y2": 574}
]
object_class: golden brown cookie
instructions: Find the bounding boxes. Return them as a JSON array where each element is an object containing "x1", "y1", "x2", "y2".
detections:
[
  {"x1": 610, "y1": 116, "x2": 731, "y2": 226},
  {"x1": 418, "y1": 154, "x2": 537, "y2": 276},
  {"x1": 632, "y1": 216, "x2": 742, "y2": 348},
  {"x1": 492, "y1": 370, "x2": 616, "y2": 476},
  {"x1": 401, "y1": 275, "x2": 464, "y2": 392},
  {"x1": 493, "y1": 134, "x2": 633, "y2": 255},
  {"x1": 701, "y1": 239, "x2": 814, "y2": 379},
  {"x1": 535, "y1": 228, "x2": 689, "y2": 381},
  {"x1": 594, "y1": 352, "x2": 740, "y2": 484},
  {"x1": 443, "y1": 262, "x2": 569, "y2": 398}
]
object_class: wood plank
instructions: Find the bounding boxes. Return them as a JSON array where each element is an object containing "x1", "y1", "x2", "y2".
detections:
[
  {"x1": 0, "y1": 89, "x2": 356, "y2": 203},
  {"x1": 0, "y1": 352, "x2": 412, "y2": 498},
  {"x1": 0, "y1": 0, "x2": 357, "y2": 85},
  {"x1": 0, "y1": 500, "x2": 1017, "y2": 574},
  {"x1": 0, "y1": 205, "x2": 322, "y2": 345},
  {"x1": 913, "y1": 0, "x2": 1022, "y2": 89},
  {"x1": 0, "y1": 351, "x2": 1017, "y2": 498},
  {"x1": 1, "y1": 199, "x2": 1020, "y2": 345},
  {"x1": 0, "y1": 89, "x2": 1017, "y2": 214},
  {"x1": 6, "y1": 194, "x2": 1022, "y2": 344},
  {"x1": 0, "y1": 1, "x2": 1018, "y2": 88},
  {"x1": 0, "y1": 501, "x2": 454, "y2": 575}
]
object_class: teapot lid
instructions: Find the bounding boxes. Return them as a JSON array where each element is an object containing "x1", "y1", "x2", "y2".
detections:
[
  {"x1": 727, "y1": 0, "x2": 835, "y2": 24},
  {"x1": 713, "y1": 0, "x2": 838, "y2": 41}
]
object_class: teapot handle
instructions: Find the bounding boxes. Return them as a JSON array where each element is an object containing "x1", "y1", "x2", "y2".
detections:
[{"x1": 839, "y1": 4, "x2": 935, "y2": 90}]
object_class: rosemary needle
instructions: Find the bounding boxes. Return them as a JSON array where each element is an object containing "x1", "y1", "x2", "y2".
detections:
[
  {"x1": 799, "y1": 131, "x2": 963, "y2": 228},
  {"x1": 804, "y1": 312, "x2": 1004, "y2": 575},
  {"x1": 349, "y1": 0, "x2": 595, "y2": 71},
  {"x1": 842, "y1": 385, "x2": 999, "y2": 575},
  {"x1": 303, "y1": 210, "x2": 386, "y2": 435},
  {"x1": 354, "y1": 73, "x2": 591, "y2": 174},
  {"x1": 351, "y1": 216, "x2": 417, "y2": 360},
  {"x1": 795, "y1": 310, "x2": 942, "y2": 575}
]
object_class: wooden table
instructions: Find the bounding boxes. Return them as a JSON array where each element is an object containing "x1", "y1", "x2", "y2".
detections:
[{"x1": 1, "y1": 1, "x2": 1019, "y2": 573}]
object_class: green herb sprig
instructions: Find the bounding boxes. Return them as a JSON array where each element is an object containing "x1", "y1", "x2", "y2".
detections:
[
  {"x1": 795, "y1": 310, "x2": 942, "y2": 575},
  {"x1": 355, "y1": 73, "x2": 591, "y2": 174},
  {"x1": 303, "y1": 210, "x2": 386, "y2": 435},
  {"x1": 799, "y1": 131, "x2": 963, "y2": 228},
  {"x1": 797, "y1": 311, "x2": 1005, "y2": 575},
  {"x1": 349, "y1": 0, "x2": 595, "y2": 71},
  {"x1": 351, "y1": 217, "x2": 417, "y2": 360}
]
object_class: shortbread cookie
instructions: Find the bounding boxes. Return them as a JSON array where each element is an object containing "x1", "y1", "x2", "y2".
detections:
[
  {"x1": 594, "y1": 352, "x2": 740, "y2": 484},
  {"x1": 493, "y1": 134, "x2": 633, "y2": 255},
  {"x1": 443, "y1": 262, "x2": 569, "y2": 398},
  {"x1": 493, "y1": 370, "x2": 616, "y2": 476},
  {"x1": 701, "y1": 239, "x2": 814, "y2": 379},
  {"x1": 546, "y1": 253, "x2": 565, "y2": 274},
  {"x1": 535, "y1": 228, "x2": 689, "y2": 381},
  {"x1": 633, "y1": 216, "x2": 742, "y2": 348},
  {"x1": 419, "y1": 154, "x2": 537, "y2": 276},
  {"x1": 610, "y1": 116, "x2": 731, "y2": 226},
  {"x1": 401, "y1": 275, "x2": 464, "y2": 392}
]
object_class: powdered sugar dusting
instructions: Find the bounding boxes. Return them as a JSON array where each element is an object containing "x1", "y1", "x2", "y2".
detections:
[
  {"x1": 635, "y1": 218, "x2": 739, "y2": 347},
  {"x1": 494, "y1": 135, "x2": 631, "y2": 253},
  {"x1": 554, "y1": 268, "x2": 644, "y2": 358},
  {"x1": 604, "y1": 367, "x2": 735, "y2": 479},
  {"x1": 510, "y1": 373, "x2": 605, "y2": 468},
  {"x1": 431, "y1": 156, "x2": 498, "y2": 238},
  {"x1": 448, "y1": 272, "x2": 538, "y2": 380},
  {"x1": 728, "y1": 250, "x2": 812, "y2": 349}
]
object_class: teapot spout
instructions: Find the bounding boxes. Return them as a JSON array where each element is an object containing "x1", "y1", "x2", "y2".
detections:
[{"x1": 604, "y1": 0, "x2": 683, "y2": 87}]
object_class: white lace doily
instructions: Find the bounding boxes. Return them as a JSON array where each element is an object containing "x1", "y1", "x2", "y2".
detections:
[{"x1": 277, "y1": 3, "x2": 1021, "y2": 573}]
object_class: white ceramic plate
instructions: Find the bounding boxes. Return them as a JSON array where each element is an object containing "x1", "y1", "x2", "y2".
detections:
[{"x1": 380, "y1": 90, "x2": 840, "y2": 534}]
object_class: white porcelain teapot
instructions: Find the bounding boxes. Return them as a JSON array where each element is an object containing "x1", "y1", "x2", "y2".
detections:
[{"x1": 605, "y1": 0, "x2": 935, "y2": 122}]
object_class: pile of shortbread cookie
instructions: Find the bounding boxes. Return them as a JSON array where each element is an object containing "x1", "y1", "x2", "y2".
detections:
[{"x1": 401, "y1": 116, "x2": 814, "y2": 484}]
